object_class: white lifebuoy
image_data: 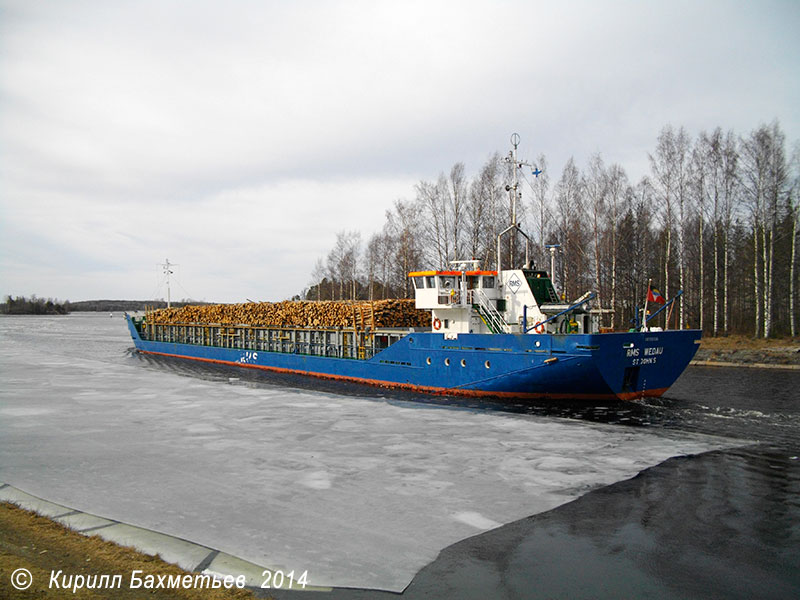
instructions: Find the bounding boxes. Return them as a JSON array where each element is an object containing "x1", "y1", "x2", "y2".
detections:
[
  {"x1": 433, "y1": 317, "x2": 442, "y2": 330},
  {"x1": 533, "y1": 321, "x2": 545, "y2": 334}
]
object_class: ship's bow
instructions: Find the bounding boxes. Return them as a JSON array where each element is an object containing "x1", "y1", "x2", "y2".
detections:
[{"x1": 590, "y1": 329, "x2": 701, "y2": 400}]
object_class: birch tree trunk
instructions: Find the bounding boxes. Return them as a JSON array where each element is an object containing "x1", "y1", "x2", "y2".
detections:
[
  {"x1": 723, "y1": 226, "x2": 729, "y2": 334},
  {"x1": 677, "y1": 128, "x2": 690, "y2": 329},
  {"x1": 762, "y1": 222, "x2": 770, "y2": 337},
  {"x1": 699, "y1": 204, "x2": 704, "y2": 332},
  {"x1": 790, "y1": 146, "x2": 799, "y2": 337},
  {"x1": 713, "y1": 206, "x2": 719, "y2": 336},
  {"x1": 607, "y1": 164, "x2": 627, "y2": 330},
  {"x1": 791, "y1": 210, "x2": 798, "y2": 337},
  {"x1": 721, "y1": 130, "x2": 739, "y2": 335},
  {"x1": 754, "y1": 227, "x2": 761, "y2": 337},
  {"x1": 449, "y1": 163, "x2": 467, "y2": 263},
  {"x1": 587, "y1": 154, "x2": 606, "y2": 310},
  {"x1": 650, "y1": 126, "x2": 679, "y2": 329}
]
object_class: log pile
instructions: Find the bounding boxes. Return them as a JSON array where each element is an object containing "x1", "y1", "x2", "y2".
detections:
[{"x1": 148, "y1": 299, "x2": 430, "y2": 329}]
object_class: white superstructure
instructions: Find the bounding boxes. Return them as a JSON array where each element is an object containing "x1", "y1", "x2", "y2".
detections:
[{"x1": 410, "y1": 260, "x2": 602, "y2": 336}]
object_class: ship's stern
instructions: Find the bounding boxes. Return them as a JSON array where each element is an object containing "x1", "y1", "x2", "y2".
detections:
[{"x1": 124, "y1": 313, "x2": 145, "y2": 346}]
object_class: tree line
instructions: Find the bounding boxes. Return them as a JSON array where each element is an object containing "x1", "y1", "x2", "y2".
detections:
[
  {"x1": 305, "y1": 121, "x2": 798, "y2": 338},
  {"x1": 2, "y1": 295, "x2": 71, "y2": 315},
  {"x1": 0, "y1": 297, "x2": 208, "y2": 314},
  {"x1": 68, "y1": 299, "x2": 207, "y2": 312}
]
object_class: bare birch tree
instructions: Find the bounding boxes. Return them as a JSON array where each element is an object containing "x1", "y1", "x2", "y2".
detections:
[
  {"x1": 693, "y1": 132, "x2": 713, "y2": 333},
  {"x1": 448, "y1": 162, "x2": 468, "y2": 262},
  {"x1": 605, "y1": 164, "x2": 629, "y2": 329},
  {"x1": 585, "y1": 153, "x2": 608, "y2": 309},
  {"x1": 650, "y1": 125, "x2": 691, "y2": 328},
  {"x1": 365, "y1": 232, "x2": 383, "y2": 301},
  {"x1": 650, "y1": 127, "x2": 676, "y2": 324},
  {"x1": 310, "y1": 258, "x2": 326, "y2": 301},
  {"x1": 763, "y1": 123, "x2": 788, "y2": 338},
  {"x1": 616, "y1": 177, "x2": 657, "y2": 328},
  {"x1": 467, "y1": 153, "x2": 504, "y2": 268},
  {"x1": 719, "y1": 131, "x2": 740, "y2": 334},
  {"x1": 385, "y1": 199, "x2": 422, "y2": 298},
  {"x1": 789, "y1": 143, "x2": 800, "y2": 337},
  {"x1": 742, "y1": 123, "x2": 788, "y2": 337},
  {"x1": 552, "y1": 157, "x2": 587, "y2": 300},
  {"x1": 529, "y1": 153, "x2": 550, "y2": 268}
]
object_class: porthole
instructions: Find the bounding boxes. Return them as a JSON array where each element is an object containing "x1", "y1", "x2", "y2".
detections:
[
  {"x1": 460, "y1": 359, "x2": 466, "y2": 367},
  {"x1": 485, "y1": 360, "x2": 491, "y2": 369},
  {"x1": 444, "y1": 358, "x2": 451, "y2": 366},
  {"x1": 535, "y1": 340, "x2": 541, "y2": 348},
  {"x1": 426, "y1": 357, "x2": 431, "y2": 365}
]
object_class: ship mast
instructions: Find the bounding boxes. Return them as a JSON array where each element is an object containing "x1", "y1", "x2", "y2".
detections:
[{"x1": 497, "y1": 133, "x2": 538, "y2": 272}]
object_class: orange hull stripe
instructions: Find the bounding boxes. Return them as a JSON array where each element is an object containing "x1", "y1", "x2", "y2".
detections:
[{"x1": 138, "y1": 349, "x2": 666, "y2": 402}]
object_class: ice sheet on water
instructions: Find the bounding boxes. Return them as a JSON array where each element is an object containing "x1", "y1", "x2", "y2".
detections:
[
  {"x1": 452, "y1": 511, "x2": 503, "y2": 530},
  {"x1": 0, "y1": 314, "x2": 744, "y2": 591}
]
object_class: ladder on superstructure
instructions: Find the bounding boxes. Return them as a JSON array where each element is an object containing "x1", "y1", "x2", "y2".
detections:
[{"x1": 471, "y1": 289, "x2": 509, "y2": 334}]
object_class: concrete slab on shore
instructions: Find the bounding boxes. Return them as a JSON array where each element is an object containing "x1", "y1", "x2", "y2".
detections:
[{"x1": 1, "y1": 483, "x2": 329, "y2": 592}]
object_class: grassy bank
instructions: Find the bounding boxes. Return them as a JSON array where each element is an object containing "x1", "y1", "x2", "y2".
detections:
[
  {"x1": 695, "y1": 335, "x2": 800, "y2": 366},
  {"x1": 0, "y1": 502, "x2": 263, "y2": 599}
]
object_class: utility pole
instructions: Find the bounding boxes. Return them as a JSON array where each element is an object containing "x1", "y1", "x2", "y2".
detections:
[{"x1": 161, "y1": 259, "x2": 176, "y2": 308}]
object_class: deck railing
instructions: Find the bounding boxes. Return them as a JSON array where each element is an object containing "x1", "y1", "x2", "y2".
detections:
[{"x1": 137, "y1": 321, "x2": 413, "y2": 361}]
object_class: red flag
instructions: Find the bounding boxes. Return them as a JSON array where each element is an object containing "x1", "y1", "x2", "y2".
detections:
[{"x1": 647, "y1": 286, "x2": 666, "y2": 305}]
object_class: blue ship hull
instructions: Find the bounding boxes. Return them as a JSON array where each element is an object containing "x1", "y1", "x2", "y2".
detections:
[{"x1": 126, "y1": 315, "x2": 700, "y2": 401}]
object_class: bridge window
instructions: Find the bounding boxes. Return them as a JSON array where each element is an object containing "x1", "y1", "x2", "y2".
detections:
[
  {"x1": 413, "y1": 277, "x2": 424, "y2": 289},
  {"x1": 482, "y1": 276, "x2": 495, "y2": 288},
  {"x1": 439, "y1": 276, "x2": 455, "y2": 290},
  {"x1": 425, "y1": 276, "x2": 435, "y2": 288}
]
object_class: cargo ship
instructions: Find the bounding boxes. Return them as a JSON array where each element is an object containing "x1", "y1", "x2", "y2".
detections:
[{"x1": 126, "y1": 136, "x2": 700, "y2": 401}]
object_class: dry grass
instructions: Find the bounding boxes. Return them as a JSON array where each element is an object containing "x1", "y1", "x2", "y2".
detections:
[
  {"x1": 0, "y1": 502, "x2": 264, "y2": 599},
  {"x1": 694, "y1": 334, "x2": 800, "y2": 366},
  {"x1": 699, "y1": 335, "x2": 800, "y2": 351}
]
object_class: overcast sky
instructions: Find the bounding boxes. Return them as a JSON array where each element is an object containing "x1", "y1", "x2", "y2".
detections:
[{"x1": 1, "y1": 0, "x2": 798, "y2": 303}]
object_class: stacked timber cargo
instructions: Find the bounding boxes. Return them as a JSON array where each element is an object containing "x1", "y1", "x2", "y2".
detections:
[{"x1": 148, "y1": 299, "x2": 429, "y2": 329}]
